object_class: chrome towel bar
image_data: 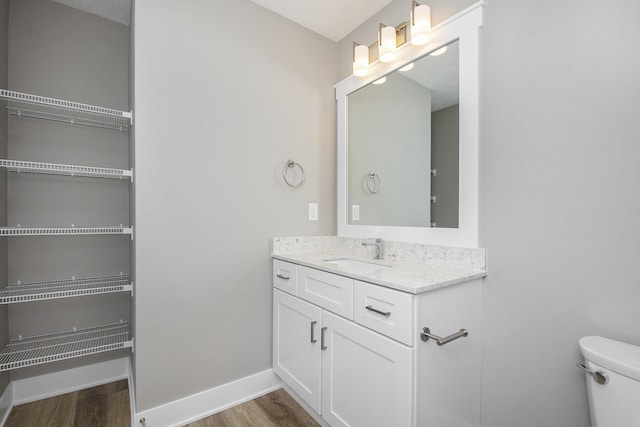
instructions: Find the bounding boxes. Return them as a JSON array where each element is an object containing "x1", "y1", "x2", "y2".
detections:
[{"x1": 420, "y1": 327, "x2": 468, "y2": 346}]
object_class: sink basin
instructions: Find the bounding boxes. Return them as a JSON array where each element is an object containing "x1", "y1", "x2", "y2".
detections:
[{"x1": 323, "y1": 257, "x2": 393, "y2": 270}]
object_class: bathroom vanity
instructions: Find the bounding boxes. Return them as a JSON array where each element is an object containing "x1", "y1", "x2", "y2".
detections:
[{"x1": 271, "y1": 237, "x2": 486, "y2": 427}]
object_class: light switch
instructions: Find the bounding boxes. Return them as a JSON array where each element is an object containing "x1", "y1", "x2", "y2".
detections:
[
  {"x1": 308, "y1": 203, "x2": 318, "y2": 221},
  {"x1": 352, "y1": 205, "x2": 360, "y2": 221}
]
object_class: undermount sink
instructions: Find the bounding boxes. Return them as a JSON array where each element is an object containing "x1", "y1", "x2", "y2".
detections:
[{"x1": 323, "y1": 257, "x2": 393, "y2": 270}]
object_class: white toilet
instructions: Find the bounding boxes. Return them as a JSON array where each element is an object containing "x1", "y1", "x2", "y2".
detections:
[{"x1": 578, "y1": 336, "x2": 640, "y2": 427}]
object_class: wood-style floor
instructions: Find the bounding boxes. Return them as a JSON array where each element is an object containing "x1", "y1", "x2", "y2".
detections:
[
  {"x1": 5, "y1": 379, "x2": 130, "y2": 427},
  {"x1": 5, "y1": 381, "x2": 318, "y2": 427},
  {"x1": 184, "y1": 388, "x2": 319, "y2": 427}
]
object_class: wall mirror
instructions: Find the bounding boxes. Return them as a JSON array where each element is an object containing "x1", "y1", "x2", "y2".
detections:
[
  {"x1": 336, "y1": 3, "x2": 482, "y2": 247},
  {"x1": 348, "y1": 39, "x2": 459, "y2": 229}
]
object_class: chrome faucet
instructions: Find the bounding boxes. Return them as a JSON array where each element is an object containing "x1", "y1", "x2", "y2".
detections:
[{"x1": 362, "y1": 238, "x2": 383, "y2": 259}]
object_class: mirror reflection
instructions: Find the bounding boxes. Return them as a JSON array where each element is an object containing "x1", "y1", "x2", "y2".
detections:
[{"x1": 347, "y1": 40, "x2": 459, "y2": 228}]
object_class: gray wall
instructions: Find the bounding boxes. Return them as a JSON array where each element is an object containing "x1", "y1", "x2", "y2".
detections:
[
  {"x1": 0, "y1": 0, "x2": 8, "y2": 398},
  {"x1": 479, "y1": 0, "x2": 640, "y2": 425},
  {"x1": 340, "y1": 0, "x2": 640, "y2": 426},
  {"x1": 7, "y1": 0, "x2": 130, "y2": 380},
  {"x1": 348, "y1": 73, "x2": 430, "y2": 227},
  {"x1": 133, "y1": 0, "x2": 336, "y2": 411},
  {"x1": 431, "y1": 104, "x2": 459, "y2": 228}
]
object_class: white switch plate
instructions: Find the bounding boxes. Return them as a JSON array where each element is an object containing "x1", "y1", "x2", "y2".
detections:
[
  {"x1": 308, "y1": 203, "x2": 318, "y2": 221},
  {"x1": 352, "y1": 205, "x2": 360, "y2": 221}
]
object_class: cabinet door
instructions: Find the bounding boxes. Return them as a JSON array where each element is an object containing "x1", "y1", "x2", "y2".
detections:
[
  {"x1": 321, "y1": 311, "x2": 413, "y2": 427},
  {"x1": 273, "y1": 289, "x2": 322, "y2": 413}
]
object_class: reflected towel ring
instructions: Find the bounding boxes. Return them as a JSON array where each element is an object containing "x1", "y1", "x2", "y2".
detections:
[
  {"x1": 366, "y1": 171, "x2": 381, "y2": 194},
  {"x1": 283, "y1": 160, "x2": 305, "y2": 187}
]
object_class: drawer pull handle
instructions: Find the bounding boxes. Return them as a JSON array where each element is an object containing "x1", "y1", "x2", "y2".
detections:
[
  {"x1": 366, "y1": 305, "x2": 391, "y2": 317},
  {"x1": 276, "y1": 274, "x2": 290, "y2": 280},
  {"x1": 321, "y1": 327, "x2": 328, "y2": 350},
  {"x1": 420, "y1": 327, "x2": 468, "y2": 346},
  {"x1": 310, "y1": 321, "x2": 317, "y2": 343}
]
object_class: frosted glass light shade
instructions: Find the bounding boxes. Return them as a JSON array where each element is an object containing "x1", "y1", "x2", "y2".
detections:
[
  {"x1": 411, "y1": 4, "x2": 431, "y2": 45},
  {"x1": 353, "y1": 44, "x2": 369, "y2": 77},
  {"x1": 379, "y1": 26, "x2": 397, "y2": 63}
]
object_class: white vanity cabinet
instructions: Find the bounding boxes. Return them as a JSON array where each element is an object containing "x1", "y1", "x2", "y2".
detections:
[{"x1": 272, "y1": 258, "x2": 483, "y2": 427}]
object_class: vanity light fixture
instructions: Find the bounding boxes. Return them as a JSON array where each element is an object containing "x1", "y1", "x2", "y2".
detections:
[
  {"x1": 430, "y1": 46, "x2": 448, "y2": 56},
  {"x1": 410, "y1": 1, "x2": 431, "y2": 45},
  {"x1": 378, "y1": 23, "x2": 397, "y2": 63},
  {"x1": 372, "y1": 76, "x2": 387, "y2": 85},
  {"x1": 353, "y1": 42, "x2": 370, "y2": 77}
]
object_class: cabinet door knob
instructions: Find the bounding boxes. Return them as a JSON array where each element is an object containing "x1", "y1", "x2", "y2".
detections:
[{"x1": 310, "y1": 321, "x2": 317, "y2": 343}]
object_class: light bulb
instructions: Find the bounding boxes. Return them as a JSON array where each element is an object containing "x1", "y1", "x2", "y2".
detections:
[
  {"x1": 373, "y1": 76, "x2": 386, "y2": 85},
  {"x1": 411, "y1": 4, "x2": 431, "y2": 46},
  {"x1": 379, "y1": 26, "x2": 397, "y2": 63},
  {"x1": 353, "y1": 44, "x2": 369, "y2": 77}
]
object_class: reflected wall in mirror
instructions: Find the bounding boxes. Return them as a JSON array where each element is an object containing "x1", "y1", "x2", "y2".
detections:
[{"x1": 348, "y1": 40, "x2": 459, "y2": 228}]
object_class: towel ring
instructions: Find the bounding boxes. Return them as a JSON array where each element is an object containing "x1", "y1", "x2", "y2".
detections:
[
  {"x1": 366, "y1": 171, "x2": 381, "y2": 194},
  {"x1": 283, "y1": 160, "x2": 305, "y2": 187}
]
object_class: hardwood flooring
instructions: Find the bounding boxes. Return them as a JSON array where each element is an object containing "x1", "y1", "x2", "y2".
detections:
[
  {"x1": 5, "y1": 379, "x2": 130, "y2": 427},
  {"x1": 184, "y1": 388, "x2": 319, "y2": 427},
  {"x1": 5, "y1": 381, "x2": 317, "y2": 427}
]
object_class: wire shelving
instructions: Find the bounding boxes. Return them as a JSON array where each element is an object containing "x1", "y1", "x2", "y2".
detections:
[
  {"x1": 0, "y1": 226, "x2": 133, "y2": 237},
  {"x1": 0, "y1": 89, "x2": 132, "y2": 132},
  {"x1": 0, "y1": 321, "x2": 132, "y2": 371},
  {"x1": 0, "y1": 274, "x2": 132, "y2": 304},
  {"x1": 0, "y1": 159, "x2": 133, "y2": 181}
]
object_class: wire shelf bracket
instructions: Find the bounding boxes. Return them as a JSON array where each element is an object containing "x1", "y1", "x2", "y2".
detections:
[
  {"x1": 0, "y1": 321, "x2": 132, "y2": 372},
  {"x1": 0, "y1": 274, "x2": 133, "y2": 304},
  {"x1": 0, "y1": 89, "x2": 132, "y2": 132},
  {"x1": 0, "y1": 226, "x2": 134, "y2": 239},
  {"x1": 0, "y1": 159, "x2": 133, "y2": 182}
]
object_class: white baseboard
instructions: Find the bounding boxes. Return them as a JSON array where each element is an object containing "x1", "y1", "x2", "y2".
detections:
[
  {"x1": 12, "y1": 357, "x2": 130, "y2": 405},
  {"x1": 0, "y1": 382, "x2": 13, "y2": 427},
  {"x1": 134, "y1": 369, "x2": 283, "y2": 427}
]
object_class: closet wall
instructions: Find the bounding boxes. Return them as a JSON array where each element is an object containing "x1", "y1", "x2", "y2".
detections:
[
  {"x1": 0, "y1": 0, "x2": 8, "y2": 398},
  {"x1": 6, "y1": 0, "x2": 130, "y2": 381}
]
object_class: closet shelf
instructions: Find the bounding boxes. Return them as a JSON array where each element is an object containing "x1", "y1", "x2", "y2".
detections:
[
  {"x1": 0, "y1": 159, "x2": 133, "y2": 181},
  {"x1": 0, "y1": 226, "x2": 133, "y2": 237},
  {"x1": 0, "y1": 274, "x2": 132, "y2": 304},
  {"x1": 0, "y1": 89, "x2": 132, "y2": 132},
  {"x1": 0, "y1": 321, "x2": 132, "y2": 372}
]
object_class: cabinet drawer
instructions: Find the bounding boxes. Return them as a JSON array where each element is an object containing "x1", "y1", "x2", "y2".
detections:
[
  {"x1": 273, "y1": 259, "x2": 298, "y2": 296},
  {"x1": 298, "y1": 266, "x2": 354, "y2": 320},
  {"x1": 354, "y1": 281, "x2": 414, "y2": 346}
]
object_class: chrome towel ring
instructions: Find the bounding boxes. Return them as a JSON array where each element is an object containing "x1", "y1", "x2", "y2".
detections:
[
  {"x1": 283, "y1": 160, "x2": 305, "y2": 187},
  {"x1": 366, "y1": 171, "x2": 381, "y2": 194}
]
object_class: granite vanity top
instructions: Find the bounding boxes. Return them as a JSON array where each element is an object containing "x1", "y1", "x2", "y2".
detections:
[{"x1": 272, "y1": 236, "x2": 487, "y2": 295}]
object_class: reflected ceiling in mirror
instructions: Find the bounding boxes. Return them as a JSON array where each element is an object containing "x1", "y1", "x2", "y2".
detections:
[{"x1": 347, "y1": 40, "x2": 459, "y2": 228}]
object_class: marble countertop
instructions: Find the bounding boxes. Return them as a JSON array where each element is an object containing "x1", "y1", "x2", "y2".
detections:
[{"x1": 273, "y1": 251, "x2": 486, "y2": 294}]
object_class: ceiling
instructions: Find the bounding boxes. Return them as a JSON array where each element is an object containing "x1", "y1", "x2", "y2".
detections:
[
  {"x1": 50, "y1": 0, "x2": 393, "y2": 42},
  {"x1": 52, "y1": 0, "x2": 131, "y2": 26},
  {"x1": 249, "y1": 0, "x2": 393, "y2": 41}
]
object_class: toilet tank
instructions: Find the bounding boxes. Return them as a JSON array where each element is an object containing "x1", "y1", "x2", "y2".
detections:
[{"x1": 579, "y1": 336, "x2": 640, "y2": 427}]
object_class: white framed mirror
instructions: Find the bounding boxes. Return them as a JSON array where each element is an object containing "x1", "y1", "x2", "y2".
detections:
[{"x1": 335, "y1": 2, "x2": 483, "y2": 247}]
